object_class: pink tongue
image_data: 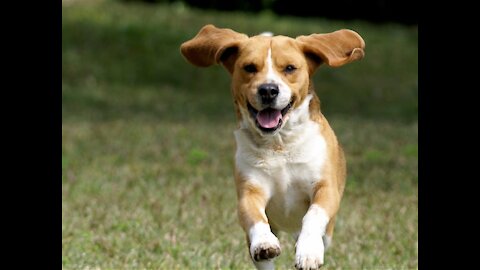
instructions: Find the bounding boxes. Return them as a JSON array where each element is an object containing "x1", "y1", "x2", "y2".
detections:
[{"x1": 256, "y1": 109, "x2": 282, "y2": 129}]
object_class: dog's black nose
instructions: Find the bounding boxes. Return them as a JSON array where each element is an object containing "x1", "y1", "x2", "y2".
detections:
[{"x1": 258, "y1": 83, "x2": 279, "y2": 104}]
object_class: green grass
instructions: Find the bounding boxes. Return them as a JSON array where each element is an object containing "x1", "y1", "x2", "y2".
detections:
[{"x1": 62, "y1": 0, "x2": 418, "y2": 269}]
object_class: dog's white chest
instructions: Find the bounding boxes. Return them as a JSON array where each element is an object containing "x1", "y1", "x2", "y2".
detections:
[{"x1": 234, "y1": 119, "x2": 327, "y2": 232}]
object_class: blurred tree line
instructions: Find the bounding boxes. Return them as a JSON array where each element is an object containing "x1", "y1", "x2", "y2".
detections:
[{"x1": 121, "y1": 0, "x2": 417, "y2": 25}]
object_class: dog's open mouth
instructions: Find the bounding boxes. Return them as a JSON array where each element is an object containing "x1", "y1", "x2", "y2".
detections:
[{"x1": 247, "y1": 102, "x2": 293, "y2": 133}]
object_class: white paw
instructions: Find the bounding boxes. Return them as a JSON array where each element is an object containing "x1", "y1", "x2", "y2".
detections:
[
  {"x1": 250, "y1": 231, "x2": 281, "y2": 261},
  {"x1": 295, "y1": 236, "x2": 324, "y2": 270},
  {"x1": 249, "y1": 223, "x2": 281, "y2": 262}
]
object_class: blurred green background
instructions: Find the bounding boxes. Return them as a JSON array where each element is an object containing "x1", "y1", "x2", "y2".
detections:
[{"x1": 62, "y1": 0, "x2": 418, "y2": 269}]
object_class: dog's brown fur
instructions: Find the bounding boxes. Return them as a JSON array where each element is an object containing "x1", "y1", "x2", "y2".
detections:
[{"x1": 181, "y1": 24, "x2": 364, "y2": 270}]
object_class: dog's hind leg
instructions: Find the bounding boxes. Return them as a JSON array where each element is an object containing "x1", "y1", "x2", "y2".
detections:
[{"x1": 253, "y1": 260, "x2": 275, "y2": 270}]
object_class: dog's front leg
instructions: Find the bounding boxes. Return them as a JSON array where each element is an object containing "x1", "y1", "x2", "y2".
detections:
[
  {"x1": 236, "y1": 178, "x2": 281, "y2": 270},
  {"x1": 295, "y1": 181, "x2": 339, "y2": 270}
]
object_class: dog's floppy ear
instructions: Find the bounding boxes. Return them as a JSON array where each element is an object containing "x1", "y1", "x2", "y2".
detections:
[
  {"x1": 296, "y1": 29, "x2": 365, "y2": 73},
  {"x1": 180, "y1": 24, "x2": 248, "y2": 73}
]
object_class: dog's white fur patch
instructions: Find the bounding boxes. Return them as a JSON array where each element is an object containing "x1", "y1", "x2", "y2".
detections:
[
  {"x1": 235, "y1": 95, "x2": 328, "y2": 232},
  {"x1": 260, "y1": 31, "x2": 273, "y2": 37},
  {"x1": 264, "y1": 48, "x2": 292, "y2": 111},
  {"x1": 295, "y1": 205, "x2": 329, "y2": 269}
]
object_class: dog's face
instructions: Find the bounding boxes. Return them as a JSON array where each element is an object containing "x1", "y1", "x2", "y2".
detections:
[
  {"x1": 231, "y1": 36, "x2": 310, "y2": 133},
  {"x1": 181, "y1": 25, "x2": 365, "y2": 134}
]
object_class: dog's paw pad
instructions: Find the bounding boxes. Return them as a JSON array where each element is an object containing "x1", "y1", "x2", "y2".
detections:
[
  {"x1": 250, "y1": 233, "x2": 281, "y2": 261},
  {"x1": 249, "y1": 223, "x2": 281, "y2": 262},
  {"x1": 252, "y1": 243, "x2": 281, "y2": 261}
]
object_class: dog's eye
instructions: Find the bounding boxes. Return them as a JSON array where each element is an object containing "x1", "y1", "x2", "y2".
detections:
[
  {"x1": 284, "y1": 65, "x2": 297, "y2": 74},
  {"x1": 243, "y1": 64, "x2": 257, "y2": 73}
]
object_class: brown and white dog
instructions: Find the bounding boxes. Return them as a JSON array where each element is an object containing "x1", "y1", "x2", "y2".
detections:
[{"x1": 180, "y1": 25, "x2": 365, "y2": 270}]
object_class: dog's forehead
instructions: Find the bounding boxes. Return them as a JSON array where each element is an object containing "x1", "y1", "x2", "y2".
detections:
[{"x1": 239, "y1": 35, "x2": 302, "y2": 59}]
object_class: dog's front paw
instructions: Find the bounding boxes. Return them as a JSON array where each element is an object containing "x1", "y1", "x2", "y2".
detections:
[
  {"x1": 294, "y1": 236, "x2": 324, "y2": 270},
  {"x1": 250, "y1": 231, "x2": 281, "y2": 261}
]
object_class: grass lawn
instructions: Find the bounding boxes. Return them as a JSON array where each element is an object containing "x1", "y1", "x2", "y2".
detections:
[{"x1": 62, "y1": 0, "x2": 418, "y2": 269}]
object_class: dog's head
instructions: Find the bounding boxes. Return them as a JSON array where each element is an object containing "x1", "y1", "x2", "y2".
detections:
[{"x1": 180, "y1": 25, "x2": 365, "y2": 135}]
